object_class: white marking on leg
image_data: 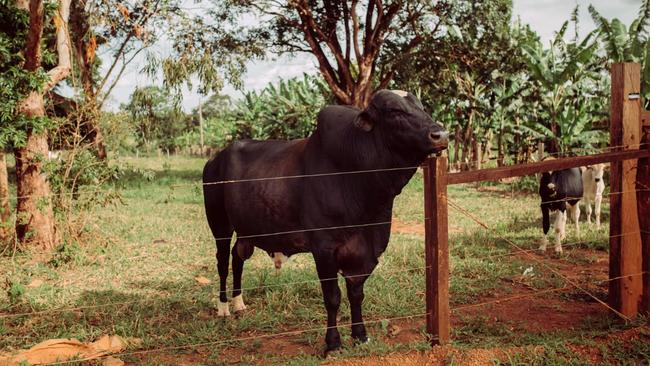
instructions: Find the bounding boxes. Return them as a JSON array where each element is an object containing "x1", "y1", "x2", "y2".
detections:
[
  {"x1": 217, "y1": 300, "x2": 230, "y2": 317},
  {"x1": 273, "y1": 252, "x2": 288, "y2": 270},
  {"x1": 585, "y1": 199, "x2": 592, "y2": 224},
  {"x1": 232, "y1": 294, "x2": 247, "y2": 312},
  {"x1": 539, "y1": 236, "x2": 548, "y2": 252}
]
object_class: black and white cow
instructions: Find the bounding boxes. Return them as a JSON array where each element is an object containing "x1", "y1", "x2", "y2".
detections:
[
  {"x1": 539, "y1": 167, "x2": 583, "y2": 253},
  {"x1": 202, "y1": 90, "x2": 448, "y2": 353}
]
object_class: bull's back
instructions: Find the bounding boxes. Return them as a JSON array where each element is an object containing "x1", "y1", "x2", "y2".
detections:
[{"x1": 204, "y1": 139, "x2": 308, "y2": 251}]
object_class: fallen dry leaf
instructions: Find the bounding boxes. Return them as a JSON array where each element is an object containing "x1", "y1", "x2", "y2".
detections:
[
  {"x1": 0, "y1": 335, "x2": 127, "y2": 366},
  {"x1": 194, "y1": 276, "x2": 211, "y2": 285},
  {"x1": 27, "y1": 279, "x2": 44, "y2": 288}
]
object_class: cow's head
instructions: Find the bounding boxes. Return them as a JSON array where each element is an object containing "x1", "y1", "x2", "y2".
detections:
[
  {"x1": 354, "y1": 90, "x2": 448, "y2": 161},
  {"x1": 585, "y1": 163, "x2": 606, "y2": 183}
]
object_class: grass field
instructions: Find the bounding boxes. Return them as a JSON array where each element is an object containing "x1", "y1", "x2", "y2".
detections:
[{"x1": 1, "y1": 155, "x2": 649, "y2": 365}]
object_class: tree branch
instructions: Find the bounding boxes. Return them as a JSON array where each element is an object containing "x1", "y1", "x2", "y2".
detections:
[
  {"x1": 45, "y1": 0, "x2": 72, "y2": 92},
  {"x1": 24, "y1": 0, "x2": 44, "y2": 72}
]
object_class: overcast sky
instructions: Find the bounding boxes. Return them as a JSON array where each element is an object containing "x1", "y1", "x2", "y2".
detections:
[{"x1": 102, "y1": 0, "x2": 642, "y2": 112}]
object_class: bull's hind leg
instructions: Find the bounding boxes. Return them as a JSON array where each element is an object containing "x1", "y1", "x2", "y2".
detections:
[
  {"x1": 215, "y1": 236, "x2": 232, "y2": 316},
  {"x1": 231, "y1": 241, "x2": 254, "y2": 313}
]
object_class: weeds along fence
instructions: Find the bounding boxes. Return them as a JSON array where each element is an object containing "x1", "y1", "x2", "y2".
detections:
[
  {"x1": 1, "y1": 64, "x2": 650, "y2": 364},
  {"x1": 423, "y1": 62, "x2": 650, "y2": 345}
]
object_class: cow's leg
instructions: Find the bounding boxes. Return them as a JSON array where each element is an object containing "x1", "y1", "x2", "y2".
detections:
[
  {"x1": 540, "y1": 205, "x2": 550, "y2": 252},
  {"x1": 594, "y1": 194, "x2": 602, "y2": 228},
  {"x1": 231, "y1": 242, "x2": 253, "y2": 313},
  {"x1": 554, "y1": 209, "x2": 566, "y2": 254},
  {"x1": 585, "y1": 198, "x2": 593, "y2": 224},
  {"x1": 569, "y1": 203, "x2": 580, "y2": 236},
  {"x1": 345, "y1": 275, "x2": 369, "y2": 344},
  {"x1": 216, "y1": 237, "x2": 231, "y2": 316},
  {"x1": 314, "y1": 254, "x2": 342, "y2": 354}
]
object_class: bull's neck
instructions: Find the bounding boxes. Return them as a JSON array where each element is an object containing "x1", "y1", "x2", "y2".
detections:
[{"x1": 342, "y1": 125, "x2": 418, "y2": 200}]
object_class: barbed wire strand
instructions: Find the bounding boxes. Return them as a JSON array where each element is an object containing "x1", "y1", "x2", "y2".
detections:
[
  {"x1": 36, "y1": 271, "x2": 648, "y2": 365},
  {"x1": 447, "y1": 198, "x2": 631, "y2": 320},
  {"x1": 40, "y1": 312, "x2": 431, "y2": 365},
  {"x1": 7, "y1": 140, "x2": 649, "y2": 202},
  {"x1": 453, "y1": 271, "x2": 646, "y2": 312},
  {"x1": 0, "y1": 226, "x2": 638, "y2": 320}
]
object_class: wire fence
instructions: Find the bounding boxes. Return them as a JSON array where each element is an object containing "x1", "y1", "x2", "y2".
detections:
[
  {"x1": 2, "y1": 143, "x2": 649, "y2": 364},
  {"x1": 5, "y1": 140, "x2": 649, "y2": 203}
]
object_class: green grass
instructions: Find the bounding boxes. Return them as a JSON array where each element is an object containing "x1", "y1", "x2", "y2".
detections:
[{"x1": 0, "y1": 155, "x2": 642, "y2": 365}]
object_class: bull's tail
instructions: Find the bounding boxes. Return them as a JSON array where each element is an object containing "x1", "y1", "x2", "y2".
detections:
[{"x1": 203, "y1": 155, "x2": 233, "y2": 309}]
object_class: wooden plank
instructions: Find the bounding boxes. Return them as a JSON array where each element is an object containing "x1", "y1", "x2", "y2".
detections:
[
  {"x1": 609, "y1": 62, "x2": 643, "y2": 316},
  {"x1": 641, "y1": 110, "x2": 650, "y2": 127},
  {"x1": 446, "y1": 149, "x2": 650, "y2": 185},
  {"x1": 423, "y1": 156, "x2": 450, "y2": 345}
]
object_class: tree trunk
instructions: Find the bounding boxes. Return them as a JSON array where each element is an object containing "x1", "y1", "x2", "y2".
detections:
[
  {"x1": 0, "y1": 152, "x2": 11, "y2": 244},
  {"x1": 14, "y1": 0, "x2": 71, "y2": 250},
  {"x1": 15, "y1": 92, "x2": 57, "y2": 249},
  {"x1": 496, "y1": 132, "x2": 504, "y2": 167}
]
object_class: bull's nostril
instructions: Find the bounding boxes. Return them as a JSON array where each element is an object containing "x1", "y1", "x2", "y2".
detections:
[
  {"x1": 595, "y1": 178, "x2": 601, "y2": 182},
  {"x1": 430, "y1": 131, "x2": 448, "y2": 142}
]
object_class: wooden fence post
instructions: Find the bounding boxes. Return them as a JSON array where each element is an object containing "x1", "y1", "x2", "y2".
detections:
[
  {"x1": 609, "y1": 62, "x2": 643, "y2": 316},
  {"x1": 423, "y1": 155, "x2": 450, "y2": 345},
  {"x1": 639, "y1": 103, "x2": 650, "y2": 314}
]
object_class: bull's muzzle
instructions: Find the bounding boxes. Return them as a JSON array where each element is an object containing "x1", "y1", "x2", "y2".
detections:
[{"x1": 429, "y1": 130, "x2": 449, "y2": 153}]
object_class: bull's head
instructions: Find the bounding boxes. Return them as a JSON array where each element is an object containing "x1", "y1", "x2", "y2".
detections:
[{"x1": 354, "y1": 90, "x2": 448, "y2": 161}]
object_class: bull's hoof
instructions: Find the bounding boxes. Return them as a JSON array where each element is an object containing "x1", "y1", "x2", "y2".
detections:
[
  {"x1": 554, "y1": 246, "x2": 563, "y2": 255},
  {"x1": 217, "y1": 301, "x2": 231, "y2": 317},
  {"x1": 232, "y1": 294, "x2": 247, "y2": 312},
  {"x1": 353, "y1": 336, "x2": 370, "y2": 345},
  {"x1": 323, "y1": 345, "x2": 342, "y2": 358}
]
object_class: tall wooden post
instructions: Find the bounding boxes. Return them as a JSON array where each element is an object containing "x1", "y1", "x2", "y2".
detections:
[
  {"x1": 423, "y1": 156, "x2": 450, "y2": 345},
  {"x1": 609, "y1": 63, "x2": 643, "y2": 316},
  {"x1": 639, "y1": 100, "x2": 650, "y2": 314}
]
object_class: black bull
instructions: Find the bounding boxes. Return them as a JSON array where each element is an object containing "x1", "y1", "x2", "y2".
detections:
[{"x1": 202, "y1": 90, "x2": 448, "y2": 353}]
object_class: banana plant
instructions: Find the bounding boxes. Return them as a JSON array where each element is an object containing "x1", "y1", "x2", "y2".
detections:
[
  {"x1": 589, "y1": 0, "x2": 650, "y2": 107},
  {"x1": 522, "y1": 18, "x2": 600, "y2": 153}
]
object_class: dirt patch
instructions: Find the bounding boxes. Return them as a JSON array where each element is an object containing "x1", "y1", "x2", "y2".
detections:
[
  {"x1": 325, "y1": 345, "x2": 544, "y2": 366},
  {"x1": 391, "y1": 218, "x2": 425, "y2": 236}
]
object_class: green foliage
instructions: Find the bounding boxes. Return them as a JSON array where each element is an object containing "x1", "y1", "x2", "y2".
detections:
[
  {"x1": 589, "y1": 0, "x2": 650, "y2": 107},
  {"x1": 0, "y1": 2, "x2": 53, "y2": 149},
  {"x1": 48, "y1": 241, "x2": 86, "y2": 268},
  {"x1": 227, "y1": 74, "x2": 331, "y2": 141},
  {"x1": 521, "y1": 11, "x2": 607, "y2": 153},
  {"x1": 121, "y1": 86, "x2": 190, "y2": 151}
]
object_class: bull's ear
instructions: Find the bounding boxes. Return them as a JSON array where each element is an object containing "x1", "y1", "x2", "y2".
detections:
[{"x1": 354, "y1": 111, "x2": 374, "y2": 132}]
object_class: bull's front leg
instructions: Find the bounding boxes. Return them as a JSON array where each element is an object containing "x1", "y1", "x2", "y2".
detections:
[
  {"x1": 345, "y1": 275, "x2": 369, "y2": 344},
  {"x1": 314, "y1": 254, "x2": 342, "y2": 354}
]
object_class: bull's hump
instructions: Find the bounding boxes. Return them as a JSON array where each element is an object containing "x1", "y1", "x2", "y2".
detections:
[{"x1": 317, "y1": 105, "x2": 361, "y2": 129}]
